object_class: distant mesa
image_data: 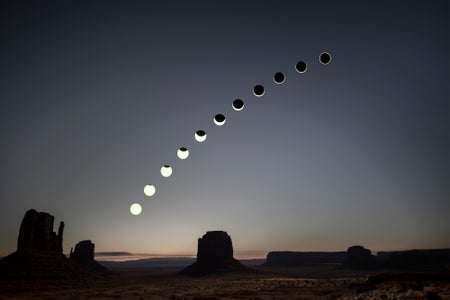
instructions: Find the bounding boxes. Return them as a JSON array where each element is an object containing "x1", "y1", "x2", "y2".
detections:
[
  {"x1": 264, "y1": 251, "x2": 347, "y2": 267},
  {"x1": 263, "y1": 246, "x2": 376, "y2": 269},
  {"x1": 343, "y1": 245, "x2": 377, "y2": 269},
  {"x1": 344, "y1": 245, "x2": 450, "y2": 270},
  {"x1": 376, "y1": 248, "x2": 450, "y2": 271},
  {"x1": 179, "y1": 231, "x2": 254, "y2": 276},
  {"x1": 263, "y1": 245, "x2": 450, "y2": 271},
  {"x1": 0, "y1": 209, "x2": 109, "y2": 279}
]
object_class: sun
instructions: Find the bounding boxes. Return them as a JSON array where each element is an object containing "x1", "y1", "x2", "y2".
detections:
[
  {"x1": 160, "y1": 165, "x2": 173, "y2": 177},
  {"x1": 194, "y1": 130, "x2": 207, "y2": 142},
  {"x1": 130, "y1": 203, "x2": 142, "y2": 216},
  {"x1": 214, "y1": 114, "x2": 226, "y2": 126},
  {"x1": 177, "y1": 147, "x2": 189, "y2": 160},
  {"x1": 144, "y1": 184, "x2": 156, "y2": 197}
]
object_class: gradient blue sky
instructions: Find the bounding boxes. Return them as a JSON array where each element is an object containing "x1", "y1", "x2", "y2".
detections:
[{"x1": 1, "y1": 0, "x2": 449, "y2": 258}]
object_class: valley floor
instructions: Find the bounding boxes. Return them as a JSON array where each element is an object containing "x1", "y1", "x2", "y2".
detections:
[{"x1": 1, "y1": 266, "x2": 449, "y2": 299}]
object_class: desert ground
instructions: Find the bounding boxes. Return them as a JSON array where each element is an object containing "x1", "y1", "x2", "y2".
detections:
[{"x1": 1, "y1": 265, "x2": 449, "y2": 299}]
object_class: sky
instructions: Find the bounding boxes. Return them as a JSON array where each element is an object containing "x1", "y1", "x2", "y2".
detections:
[{"x1": 0, "y1": 0, "x2": 449, "y2": 259}]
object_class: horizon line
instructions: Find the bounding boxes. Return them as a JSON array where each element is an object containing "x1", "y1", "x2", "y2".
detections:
[{"x1": 2, "y1": 246, "x2": 449, "y2": 260}]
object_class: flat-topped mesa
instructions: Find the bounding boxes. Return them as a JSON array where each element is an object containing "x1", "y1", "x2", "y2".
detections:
[
  {"x1": 17, "y1": 209, "x2": 64, "y2": 253},
  {"x1": 343, "y1": 245, "x2": 377, "y2": 269},
  {"x1": 264, "y1": 251, "x2": 347, "y2": 267},
  {"x1": 69, "y1": 240, "x2": 110, "y2": 274},
  {"x1": 70, "y1": 240, "x2": 95, "y2": 265},
  {"x1": 197, "y1": 231, "x2": 233, "y2": 262},
  {"x1": 179, "y1": 231, "x2": 253, "y2": 276}
]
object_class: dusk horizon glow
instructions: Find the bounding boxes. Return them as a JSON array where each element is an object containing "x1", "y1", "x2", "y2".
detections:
[{"x1": 1, "y1": 1, "x2": 448, "y2": 258}]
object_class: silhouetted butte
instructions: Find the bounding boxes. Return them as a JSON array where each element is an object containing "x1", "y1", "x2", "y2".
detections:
[
  {"x1": 179, "y1": 231, "x2": 254, "y2": 276},
  {"x1": 17, "y1": 209, "x2": 64, "y2": 252},
  {"x1": 70, "y1": 240, "x2": 110, "y2": 274},
  {"x1": 0, "y1": 209, "x2": 109, "y2": 279}
]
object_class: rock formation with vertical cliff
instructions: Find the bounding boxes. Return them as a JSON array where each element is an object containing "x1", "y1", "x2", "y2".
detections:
[
  {"x1": 0, "y1": 209, "x2": 78, "y2": 279},
  {"x1": 17, "y1": 209, "x2": 64, "y2": 252},
  {"x1": 69, "y1": 240, "x2": 110, "y2": 274},
  {"x1": 70, "y1": 240, "x2": 95, "y2": 264},
  {"x1": 0, "y1": 209, "x2": 109, "y2": 279},
  {"x1": 179, "y1": 231, "x2": 253, "y2": 276}
]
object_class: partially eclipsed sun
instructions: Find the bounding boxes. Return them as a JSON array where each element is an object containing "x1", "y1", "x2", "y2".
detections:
[
  {"x1": 177, "y1": 147, "x2": 189, "y2": 159},
  {"x1": 144, "y1": 184, "x2": 156, "y2": 196},
  {"x1": 214, "y1": 114, "x2": 226, "y2": 126},
  {"x1": 130, "y1": 52, "x2": 333, "y2": 215},
  {"x1": 232, "y1": 99, "x2": 244, "y2": 111},
  {"x1": 195, "y1": 130, "x2": 207, "y2": 142},
  {"x1": 160, "y1": 165, "x2": 173, "y2": 177}
]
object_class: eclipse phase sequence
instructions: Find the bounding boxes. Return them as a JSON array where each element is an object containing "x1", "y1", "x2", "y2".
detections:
[{"x1": 134, "y1": 52, "x2": 332, "y2": 215}]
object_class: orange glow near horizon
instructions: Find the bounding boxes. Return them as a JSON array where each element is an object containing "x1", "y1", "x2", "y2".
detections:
[{"x1": 90, "y1": 250, "x2": 269, "y2": 262}]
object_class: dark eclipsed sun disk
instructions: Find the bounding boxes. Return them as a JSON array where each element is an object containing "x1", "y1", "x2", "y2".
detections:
[
  {"x1": 273, "y1": 72, "x2": 285, "y2": 84},
  {"x1": 232, "y1": 99, "x2": 244, "y2": 111},
  {"x1": 320, "y1": 52, "x2": 331, "y2": 64},
  {"x1": 296, "y1": 61, "x2": 307, "y2": 73},
  {"x1": 214, "y1": 114, "x2": 226, "y2": 126},
  {"x1": 253, "y1": 85, "x2": 265, "y2": 97},
  {"x1": 195, "y1": 130, "x2": 207, "y2": 142}
]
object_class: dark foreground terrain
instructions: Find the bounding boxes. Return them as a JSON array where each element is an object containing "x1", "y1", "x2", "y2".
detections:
[{"x1": 1, "y1": 265, "x2": 449, "y2": 299}]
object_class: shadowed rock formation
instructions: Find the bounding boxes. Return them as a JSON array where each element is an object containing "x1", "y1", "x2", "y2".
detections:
[
  {"x1": 263, "y1": 251, "x2": 347, "y2": 267},
  {"x1": 17, "y1": 209, "x2": 64, "y2": 252},
  {"x1": 262, "y1": 246, "x2": 450, "y2": 271},
  {"x1": 343, "y1": 245, "x2": 377, "y2": 269},
  {"x1": 69, "y1": 240, "x2": 110, "y2": 274},
  {"x1": 0, "y1": 209, "x2": 109, "y2": 279},
  {"x1": 70, "y1": 240, "x2": 95, "y2": 264},
  {"x1": 198, "y1": 231, "x2": 233, "y2": 261},
  {"x1": 0, "y1": 209, "x2": 78, "y2": 279},
  {"x1": 0, "y1": 249, "x2": 83, "y2": 279},
  {"x1": 179, "y1": 231, "x2": 254, "y2": 276},
  {"x1": 377, "y1": 249, "x2": 450, "y2": 270}
]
